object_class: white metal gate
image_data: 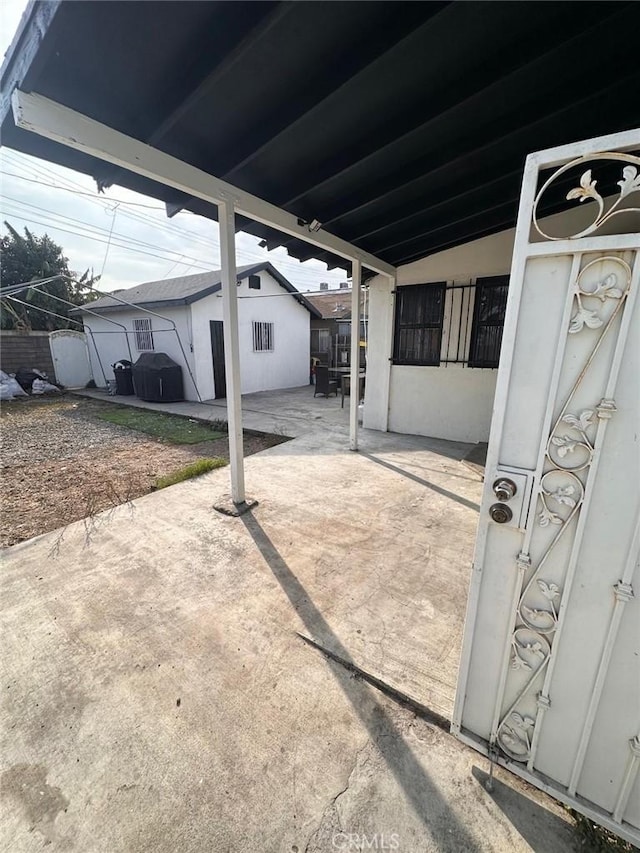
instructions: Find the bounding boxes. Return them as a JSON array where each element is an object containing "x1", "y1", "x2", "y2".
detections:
[
  {"x1": 452, "y1": 129, "x2": 640, "y2": 845},
  {"x1": 49, "y1": 329, "x2": 92, "y2": 388}
]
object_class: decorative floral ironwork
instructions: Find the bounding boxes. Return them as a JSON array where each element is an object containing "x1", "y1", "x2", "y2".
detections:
[
  {"x1": 533, "y1": 153, "x2": 640, "y2": 240},
  {"x1": 495, "y1": 254, "x2": 632, "y2": 764},
  {"x1": 499, "y1": 712, "x2": 536, "y2": 760},
  {"x1": 538, "y1": 504, "x2": 562, "y2": 527},
  {"x1": 569, "y1": 270, "x2": 624, "y2": 335},
  {"x1": 521, "y1": 605, "x2": 557, "y2": 632}
]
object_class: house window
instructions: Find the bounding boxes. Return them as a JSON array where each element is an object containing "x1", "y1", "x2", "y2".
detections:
[
  {"x1": 248, "y1": 275, "x2": 261, "y2": 290},
  {"x1": 133, "y1": 317, "x2": 154, "y2": 351},
  {"x1": 311, "y1": 329, "x2": 330, "y2": 353},
  {"x1": 393, "y1": 282, "x2": 445, "y2": 366},
  {"x1": 253, "y1": 321, "x2": 274, "y2": 352},
  {"x1": 468, "y1": 276, "x2": 509, "y2": 368}
]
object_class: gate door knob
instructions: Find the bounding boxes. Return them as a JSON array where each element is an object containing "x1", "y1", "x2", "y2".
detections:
[
  {"x1": 489, "y1": 503, "x2": 513, "y2": 524},
  {"x1": 493, "y1": 478, "x2": 517, "y2": 502}
]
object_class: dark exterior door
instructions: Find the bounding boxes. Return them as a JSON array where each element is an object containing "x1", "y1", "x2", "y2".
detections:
[{"x1": 209, "y1": 320, "x2": 226, "y2": 399}]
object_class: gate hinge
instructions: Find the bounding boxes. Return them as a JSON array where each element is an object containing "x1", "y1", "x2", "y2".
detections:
[
  {"x1": 614, "y1": 582, "x2": 634, "y2": 602},
  {"x1": 597, "y1": 398, "x2": 617, "y2": 419},
  {"x1": 536, "y1": 693, "x2": 551, "y2": 711}
]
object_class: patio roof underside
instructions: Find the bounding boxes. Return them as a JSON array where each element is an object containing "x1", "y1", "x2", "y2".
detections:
[{"x1": 2, "y1": 0, "x2": 640, "y2": 276}]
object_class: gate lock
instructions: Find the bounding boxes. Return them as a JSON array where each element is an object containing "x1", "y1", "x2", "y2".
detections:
[
  {"x1": 487, "y1": 468, "x2": 535, "y2": 531},
  {"x1": 489, "y1": 503, "x2": 513, "y2": 524},
  {"x1": 493, "y1": 478, "x2": 517, "y2": 502}
]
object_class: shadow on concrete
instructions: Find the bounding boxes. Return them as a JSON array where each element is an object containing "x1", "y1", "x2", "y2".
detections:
[
  {"x1": 471, "y1": 767, "x2": 575, "y2": 853},
  {"x1": 360, "y1": 452, "x2": 481, "y2": 513},
  {"x1": 240, "y1": 510, "x2": 483, "y2": 852}
]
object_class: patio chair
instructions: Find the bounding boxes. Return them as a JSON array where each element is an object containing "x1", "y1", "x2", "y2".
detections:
[
  {"x1": 313, "y1": 365, "x2": 338, "y2": 398},
  {"x1": 341, "y1": 374, "x2": 366, "y2": 408}
]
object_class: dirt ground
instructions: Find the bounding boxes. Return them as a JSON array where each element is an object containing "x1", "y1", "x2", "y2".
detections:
[{"x1": 1, "y1": 395, "x2": 287, "y2": 548}]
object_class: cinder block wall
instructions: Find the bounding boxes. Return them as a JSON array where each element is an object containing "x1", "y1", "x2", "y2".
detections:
[{"x1": 0, "y1": 331, "x2": 56, "y2": 380}]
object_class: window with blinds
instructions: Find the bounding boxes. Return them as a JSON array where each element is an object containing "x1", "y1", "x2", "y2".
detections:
[{"x1": 252, "y1": 321, "x2": 274, "y2": 352}]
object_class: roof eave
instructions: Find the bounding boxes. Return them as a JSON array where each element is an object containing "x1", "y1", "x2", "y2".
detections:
[{"x1": 71, "y1": 297, "x2": 189, "y2": 314}]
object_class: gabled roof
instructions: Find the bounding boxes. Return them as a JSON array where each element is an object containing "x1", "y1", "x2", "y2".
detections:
[
  {"x1": 73, "y1": 262, "x2": 321, "y2": 317},
  {"x1": 306, "y1": 291, "x2": 365, "y2": 321},
  {"x1": 2, "y1": 2, "x2": 639, "y2": 273}
]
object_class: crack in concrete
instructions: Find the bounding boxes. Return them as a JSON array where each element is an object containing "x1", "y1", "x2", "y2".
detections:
[{"x1": 304, "y1": 739, "x2": 370, "y2": 853}]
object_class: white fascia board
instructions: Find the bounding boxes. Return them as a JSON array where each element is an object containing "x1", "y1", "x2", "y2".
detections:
[{"x1": 11, "y1": 90, "x2": 396, "y2": 277}]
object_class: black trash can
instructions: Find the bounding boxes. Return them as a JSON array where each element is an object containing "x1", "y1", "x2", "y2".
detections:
[{"x1": 113, "y1": 360, "x2": 134, "y2": 395}]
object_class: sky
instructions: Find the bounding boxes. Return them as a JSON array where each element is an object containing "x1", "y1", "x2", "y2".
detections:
[{"x1": 0, "y1": 0, "x2": 349, "y2": 295}]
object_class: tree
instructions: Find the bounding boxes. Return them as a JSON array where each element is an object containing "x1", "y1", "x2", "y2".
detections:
[{"x1": 0, "y1": 222, "x2": 100, "y2": 331}]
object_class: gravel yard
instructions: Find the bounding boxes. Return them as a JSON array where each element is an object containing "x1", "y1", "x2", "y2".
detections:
[{"x1": 1, "y1": 395, "x2": 286, "y2": 547}]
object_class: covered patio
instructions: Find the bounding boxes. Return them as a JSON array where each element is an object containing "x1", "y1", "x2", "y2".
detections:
[
  {"x1": 1, "y1": 2, "x2": 638, "y2": 848},
  {"x1": 2, "y1": 417, "x2": 576, "y2": 851},
  {"x1": 2, "y1": 0, "x2": 638, "y2": 504}
]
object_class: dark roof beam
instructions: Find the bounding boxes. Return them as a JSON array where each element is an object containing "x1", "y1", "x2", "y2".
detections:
[
  {"x1": 360, "y1": 170, "x2": 589, "y2": 255},
  {"x1": 271, "y1": 33, "x2": 634, "y2": 259},
  {"x1": 278, "y1": 4, "x2": 633, "y2": 230},
  {"x1": 350, "y1": 170, "x2": 522, "y2": 245},
  {"x1": 219, "y1": 3, "x2": 450, "y2": 184},
  {"x1": 385, "y1": 195, "x2": 593, "y2": 268},
  {"x1": 165, "y1": 2, "x2": 447, "y2": 217},
  {"x1": 96, "y1": 2, "x2": 289, "y2": 192},
  {"x1": 326, "y1": 69, "x2": 639, "y2": 243},
  {"x1": 284, "y1": 85, "x2": 634, "y2": 269}
]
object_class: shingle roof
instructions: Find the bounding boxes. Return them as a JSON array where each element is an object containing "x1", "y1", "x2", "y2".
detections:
[
  {"x1": 73, "y1": 262, "x2": 320, "y2": 316},
  {"x1": 305, "y1": 290, "x2": 367, "y2": 320}
]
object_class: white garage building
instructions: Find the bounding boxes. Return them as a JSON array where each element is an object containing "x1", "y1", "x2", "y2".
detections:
[{"x1": 73, "y1": 262, "x2": 319, "y2": 401}]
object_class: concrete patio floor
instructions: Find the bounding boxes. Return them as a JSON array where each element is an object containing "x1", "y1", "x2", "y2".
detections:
[
  {"x1": 75, "y1": 386, "x2": 482, "y2": 716},
  {"x1": 0, "y1": 387, "x2": 576, "y2": 851}
]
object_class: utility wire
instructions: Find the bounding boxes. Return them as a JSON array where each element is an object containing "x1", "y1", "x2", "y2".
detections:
[
  {"x1": 2, "y1": 195, "x2": 216, "y2": 264},
  {"x1": 1, "y1": 167, "x2": 348, "y2": 279},
  {"x1": 100, "y1": 203, "x2": 119, "y2": 277},
  {"x1": 0, "y1": 207, "x2": 214, "y2": 272}
]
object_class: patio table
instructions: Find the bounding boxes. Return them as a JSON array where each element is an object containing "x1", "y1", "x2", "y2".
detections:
[{"x1": 329, "y1": 368, "x2": 366, "y2": 408}]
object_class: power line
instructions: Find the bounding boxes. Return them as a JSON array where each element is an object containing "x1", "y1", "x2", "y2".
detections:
[
  {"x1": 0, "y1": 209, "x2": 215, "y2": 271},
  {"x1": 2, "y1": 197, "x2": 347, "y2": 285},
  {"x1": 1, "y1": 197, "x2": 218, "y2": 268},
  {"x1": 1, "y1": 167, "x2": 349, "y2": 279},
  {"x1": 2, "y1": 194, "x2": 214, "y2": 261},
  {"x1": 100, "y1": 204, "x2": 119, "y2": 276},
  {"x1": 0, "y1": 169, "x2": 167, "y2": 209}
]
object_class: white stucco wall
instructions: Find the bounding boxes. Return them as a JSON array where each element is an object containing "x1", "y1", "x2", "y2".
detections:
[
  {"x1": 363, "y1": 232, "x2": 510, "y2": 443},
  {"x1": 364, "y1": 204, "x2": 602, "y2": 444},
  {"x1": 83, "y1": 270, "x2": 311, "y2": 401},
  {"x1": 387, "y1": 365, "x2": 498, "y2": 443},
  {"x1": 190, "y1": 270, "x2": 311, "y2": 399},
  {"x1": 82, "y1": 306, "x2": 197, "y2": 396}
]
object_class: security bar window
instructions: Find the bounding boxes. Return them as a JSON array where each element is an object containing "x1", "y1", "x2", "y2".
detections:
[
  {"x1": 393, "y1": 282, "x2": 445, "y2": 366},
  {"x1": 253, "y1": 321, "x2": 274, "y2": 352},
  {"x1": 134, "y1": 317, "x2": 154, "y2": 351},
  {"x1": 468, "y1": 276, "x2": 509, "y2": 367}
]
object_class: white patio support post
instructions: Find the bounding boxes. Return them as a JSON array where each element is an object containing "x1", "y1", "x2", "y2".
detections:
[
  {"x1": 218, "y1": 199, "x2": 245, "y2": 505},
  {"x1": 349, "y1": 259, "x2": 362, "y2": 451}
]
